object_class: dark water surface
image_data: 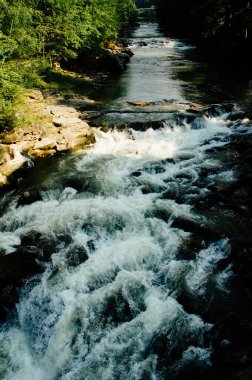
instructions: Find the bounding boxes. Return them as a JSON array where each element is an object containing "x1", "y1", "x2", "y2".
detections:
[
  {"x1": 92, "y1": 20, "x2": 252, "y2": 112},
  {"x1": 0, "y1": 11, "x2": 252, "y2": 380}
]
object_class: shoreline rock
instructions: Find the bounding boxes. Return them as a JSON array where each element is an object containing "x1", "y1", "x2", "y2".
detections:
[
  {"x1": 0, "y1": 90, "x2": 96, "y2": 188},
  {"x1": 98, "y1": 45, "x2": 133, "y2": 73}
]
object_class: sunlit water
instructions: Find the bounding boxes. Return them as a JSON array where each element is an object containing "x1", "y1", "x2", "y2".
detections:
[{"x1": 0, "y1": 14, "x2": 251, "y2": 380}]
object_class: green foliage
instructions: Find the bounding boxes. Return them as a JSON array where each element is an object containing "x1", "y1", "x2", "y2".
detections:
[
  {"x1": 0, "y1": 0, "x2": 137, "y2": 62},
  {"x1": 0, "y1": 105, "x2": 17, "y2": 133},
  {"x1": 0, "y1": 0, "x2": 137, "y2": 134}
]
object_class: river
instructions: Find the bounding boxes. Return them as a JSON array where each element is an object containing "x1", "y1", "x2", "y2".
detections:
[{"x1": 0, "y1": 12, "x2": 252, "y2": 380}]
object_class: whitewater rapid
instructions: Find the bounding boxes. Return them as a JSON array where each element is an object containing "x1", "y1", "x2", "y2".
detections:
[{"x1": 0, "y1": 108, "x2": 245, "y2": 379}]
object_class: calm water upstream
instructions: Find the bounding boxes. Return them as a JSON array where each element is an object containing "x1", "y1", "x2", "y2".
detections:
[{"x1": 0, "y1": 12, "x2": 252, "y2": 380}]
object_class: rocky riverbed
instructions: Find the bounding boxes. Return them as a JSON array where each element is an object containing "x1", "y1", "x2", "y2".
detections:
[{"x1": 0, "y1": 90, "x2": 96, "y2": 188}]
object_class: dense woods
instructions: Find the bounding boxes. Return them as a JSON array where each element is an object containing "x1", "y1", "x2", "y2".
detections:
[
  {"x1": 0, "y1": 0, "x2": 137, "y2": 62},
  {"x1": 156, "y1": 0, "x2": 252, "y2": 47},
  {"x1": 0, "y1": 0, "x2": 136, "y2": 131}
]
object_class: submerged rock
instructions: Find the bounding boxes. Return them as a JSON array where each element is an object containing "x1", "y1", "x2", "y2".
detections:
[{"x1": 17, "y1": 189, "x2": 42, "y2": 207}]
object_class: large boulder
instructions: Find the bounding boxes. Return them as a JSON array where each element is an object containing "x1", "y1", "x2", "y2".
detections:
[
  {"x1": 0, "y1": 246, "x2": 43, "y2": 321},
  {"x1": 33, "y1": 137, "x2": 56, "y2": 150},
  {"x1": 28, "y1": 148, "x2": 57, "y2": 158},
  {"x1": 0, "y1": 173, "x2": 7, "y2": 188},
  {"x1": 17, "y1": 189, "x2": 42, "y2": 207},
  {"x1": 98, "y1": 49, "x2": 132, "y2": 73},
  {"x1": 0, "y1": 145, "x2": 31, "y2": 178},
  {"x1": 53, "y1": 117, "x2": 88, "y2": 128}
]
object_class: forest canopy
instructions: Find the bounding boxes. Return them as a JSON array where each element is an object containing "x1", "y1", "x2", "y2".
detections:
[
  {"x1": 156, "y1": 0, "x2": 252, "y2": 46},
  {"x1": 0, "y1": 0, "x2": 137, "y2": 132},
  {"x1": 0, "y1": 0, "x2": 137, "y2": 63}
]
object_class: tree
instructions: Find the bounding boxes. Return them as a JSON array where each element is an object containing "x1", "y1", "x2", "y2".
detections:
[{"x1": 156, "y1": 0, "x2": 252, "y2": 47}]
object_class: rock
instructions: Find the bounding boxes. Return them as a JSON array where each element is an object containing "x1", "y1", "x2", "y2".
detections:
[
  {"x1": 62, "y1": 96, "x2": 95, "y2": 110},
  {"x1": 58, "y1": 125, "x2": 95, "y2": 150},
  {"x1": 53, "y1": 117, "x2": 88, "y2": 128},
  {"x1": 28, "y1": 90, "x2": 44, "y2": 101},
  {"x1": 0, "y1": 148, "x2": 11, "y2": 165},
  {"x1": 66, "y1": 135, "x2": 95, "y2": 151},
  {"x1": 56, "y1": 143, "x2": 68, "y2": 152},
  {"x1": 131, "y1": 171, "x2": 142, "y2": 177},
  {"x1": 16, "y1": 140, "x2": 36, "y2": 154},
  {"x1": 65, "y1": 246, "x2": 88, "y2": 267},
  {"x1": 0, "y1": 145, "x2": 30, "y2": 178},
  {"x1": 80, "y1": 111, "x2": 102, "y2": 120},
  {"x1": 98, "y1": 50, "x2": 129, "y2": 72},
  {"x1": 60, "y1": 187, "x2": 77, "y2": 201},
  {"x1": 64, "y1": 179, "x2": 83, "y2": 192},
  {"x1": 33, "y1": 137, "x2": 56, "y2": 150},
  {"x1": 127, "y1": 101, "x2": 150, "y2": 107},
  {"x1": 1, "y1": 132, "x2": 23, "y2": 143},
  {"x1": 0, "y1": 173, "x2": 7, "y2": 187},
  {"x1": 21, "y1": 232, "x2": 58, "y2": 262},
  {"x1": 17, "y1": 189, "x2": 42, "y2": 207},
  {"x1": 28, "y1": 148, "x2": 57, "y2": 158},
  {"x1": 44, "y1": 105, "x2": 77, "y2": 118},
  {"x1": 171, "y1": 217, "x2": 221, "y2": 241},
  {"x1": 0, "y1": 94, "x2": 95, "y2": 187},
  {"x1": 191, "y1": 116, "x2": 208, "y2": 130},
  {"x1": 0, "y1": 245, "x2": 43, "y2": 321},
  {"x1": 127, "y1": 120, "x2": 164, "y2": 131},
  {"x1": 228, "y1": 111, "x2": 245, "y2": 121}
]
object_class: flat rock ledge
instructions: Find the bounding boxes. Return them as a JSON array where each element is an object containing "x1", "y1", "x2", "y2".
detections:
[{"x1": 0, "y1": 90, "x2": 95, "y2": 188}]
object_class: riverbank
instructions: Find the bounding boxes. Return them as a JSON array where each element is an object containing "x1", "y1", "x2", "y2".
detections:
[
  {"x1": 0, "y1": 89, "x2": 96, "y2": 188},
  {"x1": 0, "y1": 44, "x2": 134, "y2": 188}
]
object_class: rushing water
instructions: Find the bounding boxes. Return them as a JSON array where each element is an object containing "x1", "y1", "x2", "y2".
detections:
[{"x1": 0, "y1": 14, "x2": 252, "y2": 380}]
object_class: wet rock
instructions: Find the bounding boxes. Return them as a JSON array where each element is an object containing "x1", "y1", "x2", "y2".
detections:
[
  {"x1": 0, "y1": 246, "x2": 43, "y2": 321},
  {"x1": 206, "y1": 104, "x2": 235, "y2": 117},
  {"x1": 21, "y1": 231, "x2": 42, "y2": 246},
  {"x1": 0, "y1": 145, "x2": 30, "y2": 178},
  {"x1": 63, "y1": 96, "x2": 95, "y2": 110},
  {"x1": 17, "y1": 189, "x2": 42, "y2": 206},
  {"x1": 80, "y1": 111, "x2": 102, "y2": 120},
  {"x1": 160, "y1": 183, "x2": 180, "y2": 200},
  {"x1": 98, "y1": 48, "x2": 132, "y2": 73},
  {"x1": 127, "y1": 101, "x2": 150, "y2": 107},
  {"x1": 141, "y1": 184, "x2": 167, "y2": 194},
  {"x1": 171, "y1": 217, "x2": 221, "y2": 241},
  {"x1": 64, "y1": 178, "x2": 83, "y2": 192},
  {"x1": 191, "y1": 115, "x2": 208, "y2": 130},
  {"x1": 131, "y1": 171, "x2": 142, "y2": 177},
  {"x1": 28, "y1": 148, "x2": 57, "y2": 158},
  {"x1": 228, "y1": 111, "x2": 245, "y2": 121},
  {"x1": 87, "y1": 240, "x2": 95, "y2": 252},
  {"x1": 128, "y1": 120, "x2": 164, "y2": 131},
  {"x1": 98, "y1": 51, "x2": 126, "y2": 72},
  {"x1": 139, "y1": 41, "x2": 148, "y2": 46},
  {"x1": 65, "y1": 246, "x2": 88, "y2": 267}
]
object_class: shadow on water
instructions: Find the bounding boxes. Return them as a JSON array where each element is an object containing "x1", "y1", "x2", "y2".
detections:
[{"x1": 172, "y1": 45, "x2": 252, "y2": 111}]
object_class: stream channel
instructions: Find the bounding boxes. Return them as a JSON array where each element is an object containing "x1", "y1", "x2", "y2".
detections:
[{"x1": 0, "y1": 9, "x2": 252, "y2": 380}]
